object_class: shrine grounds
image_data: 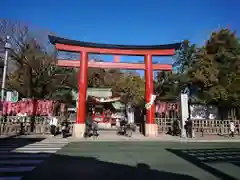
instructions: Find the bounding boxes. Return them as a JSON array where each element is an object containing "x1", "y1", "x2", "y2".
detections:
[{"x1": 21, "y1": 141, "x2": 240, "y2": 180}]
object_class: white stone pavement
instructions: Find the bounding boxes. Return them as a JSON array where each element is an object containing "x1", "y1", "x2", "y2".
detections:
[
  {"x1": 66, "y1": 131, "x2": 240, "y2": 143},
  {"x1": 1, "y1": 131, "x2": 240, "y2": 142}
]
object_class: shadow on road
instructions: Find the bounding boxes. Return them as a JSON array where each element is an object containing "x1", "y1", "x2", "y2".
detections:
[
  {"x1": 1, "y1": 136, "x2": 199, "y2": 180},
  {"x1": 167, "y1": 148, "x2": 240, "y2": 180},
  {"x1": 23, "y1": 153, "x2": 199, "y2": 180},
  {"x1": 0, "y1": 136, "x2": 45, "y2": 151}
]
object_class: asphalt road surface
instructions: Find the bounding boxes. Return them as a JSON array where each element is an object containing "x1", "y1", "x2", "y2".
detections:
[
  {"x1": 16, "y1": 141, "x2": 240, "y2": 180},
  {"x1": 0, "y1": 136, "x2": 69, "y2": 180}
]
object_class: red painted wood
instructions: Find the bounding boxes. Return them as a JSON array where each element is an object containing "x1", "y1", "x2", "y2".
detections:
[
  {"x1": 145, "y1": 54, "x2": 155, "y2": 124},
  {"x1": 56, "y1": 43, "x2": 175, "y2": 56},
  {"x1": 53, "y1": 40, "x2": 176, "y2": 129},
  {"x1": 76, "y1": 51, "x2": 88, "y2": 124},
  {"x1": 113, "y1": 55, "x2": 120, "y2": 62},
  {"x1": 57, "y1": 60, "x2": 172, "y2": 70}
]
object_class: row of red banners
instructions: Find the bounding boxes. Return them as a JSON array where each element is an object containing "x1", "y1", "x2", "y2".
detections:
[
  {"x1": 0, "y1": 99, "x2": 66, "y2": 116},
  {"x1": 0, "y1": 99, "x2": 179, "y2": 116},
  {"x1": 155, "y1": 102, "x2": 180, "y2": 113}
]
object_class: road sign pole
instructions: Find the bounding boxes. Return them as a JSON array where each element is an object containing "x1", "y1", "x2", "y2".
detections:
[
  {"x1": 0, "y1": 36, "x2": 10, "y2": 135},
  {"x1": 1, "y1": 36, "x2": 10, "y2": 102}
]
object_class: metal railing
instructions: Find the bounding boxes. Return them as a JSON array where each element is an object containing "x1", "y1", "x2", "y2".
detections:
[
  {"x1": 155, "y1": 118, "x2": 240, "y2": 135},
  {"x1": 192, "y1": 119, "x2": 240, "y2": 135},
  {"x1": 0, "y1": 116, "x2": 74, "y2": 136},
  {"x1": 155, "y1": 118, "x2": 178, "y2": 133},
  {"x1": 2, "y1": 116, "x2": 239, "y2": 137}
]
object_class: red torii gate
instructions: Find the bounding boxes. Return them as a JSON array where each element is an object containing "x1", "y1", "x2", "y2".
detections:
[{"x1": 49, "y1": 35, "x2": 181, "y2": 137}]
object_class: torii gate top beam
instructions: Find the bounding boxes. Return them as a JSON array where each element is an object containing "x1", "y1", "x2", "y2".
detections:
[
  {"x1": 49, "y1": 35, "x2": 181, "y2": 56},
  {"x1": 49, "y1": 35, "x2": 182, "y2": 70}
]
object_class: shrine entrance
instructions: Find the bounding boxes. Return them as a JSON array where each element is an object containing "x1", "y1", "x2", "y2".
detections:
[{"x1": 49, "y1": 35, "x2": 181, "y2": 137}]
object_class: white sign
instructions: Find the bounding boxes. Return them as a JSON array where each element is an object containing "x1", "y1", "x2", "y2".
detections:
[
  {"x1": 190, "y1": 104, "x2": 217, "y2": 120},
  {"x1": 180, "y1": 93, "x2": 189, "y2": 138}
]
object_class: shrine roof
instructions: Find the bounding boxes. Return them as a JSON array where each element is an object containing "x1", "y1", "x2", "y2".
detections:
[{"x1": 49, "y1": 35, "x2": 182, "y2": 50}]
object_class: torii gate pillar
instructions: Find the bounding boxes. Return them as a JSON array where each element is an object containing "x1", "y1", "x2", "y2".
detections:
[
  {"x1": 144, "y1": 54, "x2": 158, "y2": 136},
  {"x1": 73, "y1": 51, "x2": 88, "y2": 138}
]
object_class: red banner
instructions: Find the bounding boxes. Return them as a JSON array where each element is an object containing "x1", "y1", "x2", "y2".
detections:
[
  {"x1": 155, "y1": 101, "x2": 180, "y2": 114},
  {"x1": 0, "y1": 100, "x2": 66, "y2": 116}
]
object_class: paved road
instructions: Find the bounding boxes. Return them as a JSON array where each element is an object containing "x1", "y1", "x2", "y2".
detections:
[
  {"x1": 21, "y1": 141, "x2": 240, "y2": 180},
  {"x1": 0, "y1": 136, "x2": 70, "y2": 180}
]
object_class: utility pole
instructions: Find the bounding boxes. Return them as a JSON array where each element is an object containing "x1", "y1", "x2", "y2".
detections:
[{"x1": 1, "y1": 36, "x2": 10, "y2": 102}]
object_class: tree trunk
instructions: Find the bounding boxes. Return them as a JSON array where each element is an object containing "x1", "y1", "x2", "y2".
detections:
[
  {"x1": 25, "y1": 66, "x2": 33, "y2": 98},
  {"x1": 25, "y1": 66, "x2": 35, "y2": 132}
]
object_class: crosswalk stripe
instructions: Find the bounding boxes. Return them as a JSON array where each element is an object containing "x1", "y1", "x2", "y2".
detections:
[
  {"x1": 0, "y1": 166, "x2": 35, "y2": 172},
  {"x1": 23, "y1": 143, "x2": 67, "y2": 146},
  {"x1": 15, "y1": 147, "x2": 62, "y2": 150},
  {"x1": 206, "y1": 162, "x2": 240, "y2": 180},
  {"x1": 0, "y1": 136, "x2": 69, "y2": 179},
  {"x1": 0, "y1": 145, "x2": 20, "y2": 147},
  {"x1": 0, "y1": 177, "x2": 22, "y2": 180},
  {"x1": 0, "y1": 154, "x2": 50, "y2": 159},
  {"x1": 0, "y1": 160, "x2": 43, "y2": 165},
  {"x1": 0, "y1": 151, "x2": 16, "y2": 153},
  {"x1": 0, "y1": 147, "x2": 63, "y2": 151},
  {"x1": 37, "y1": 140, "x2": 69, "y2": 142},
  {"x1": 14, "y1": 150, "x2": 58, "y2": 153}
]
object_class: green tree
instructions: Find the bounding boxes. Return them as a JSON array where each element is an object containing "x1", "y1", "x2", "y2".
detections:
[
  {"x1": 0, "y1": 19, "x2": 75, "y2": 103},
  {"x1": 155, "y1": 40, "x2": 197, "y2": 100},
  {"x1": 155, "y1": 71, "x2": 180, "y2": 100},
  {"x1": 85, "y1": 58, "x2": 146, "y2": 106},
  {"x1": 111, "y1": 72, "x2": 145, "y2": 106},
  {"x1": 188, "y1": 29, "x2": 240, "y2": 107},
  {"x1": 174, "y1": 40, "x2": 197, "y2": 74}
]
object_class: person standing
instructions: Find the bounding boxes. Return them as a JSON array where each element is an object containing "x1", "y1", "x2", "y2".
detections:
[
  {"x1": 184, "y1": 120, "x2": 189, "y2": 138},
  {"x1": 49, "y1": 115, "x2": 58, "y2": 136},
  {"x1": 230, "y1": 120, "x2": 235, "y2": 137},
  {"x1": 17, "y1": 112, "x2": 26, "y2": 135},
  {"x1": 188, "y1": 120, "x2": 193, "y2": 138}
]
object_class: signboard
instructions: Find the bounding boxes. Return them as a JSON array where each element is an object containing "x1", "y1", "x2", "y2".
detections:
[
  {"x1": 71, "y1": 88, "x2": 113, "y2": 110},
  {"x1": 190, "y1": 104, "x2": 217, "y2": 120},
  {"x1": 6, "y1": 91, "x2": 18, "y2": 102},
  {"x1": 180, "y1": 93, "x2": 189, "y2": 121},
  {"x1": 71, "y1": 88, "x2": 113, "y2": 101}
]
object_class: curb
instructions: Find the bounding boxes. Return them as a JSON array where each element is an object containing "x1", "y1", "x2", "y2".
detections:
[
  {"x1": 0, "y1": 134, "x2": 19, "y2": 140},
  {"x1": 65, "y1": 138, "x2": 240, "y2": 143}
]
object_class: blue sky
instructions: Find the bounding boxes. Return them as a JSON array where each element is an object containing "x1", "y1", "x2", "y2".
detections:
[{"x1": 1, "y1": 0, "x2": 240, "y2": 67}]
